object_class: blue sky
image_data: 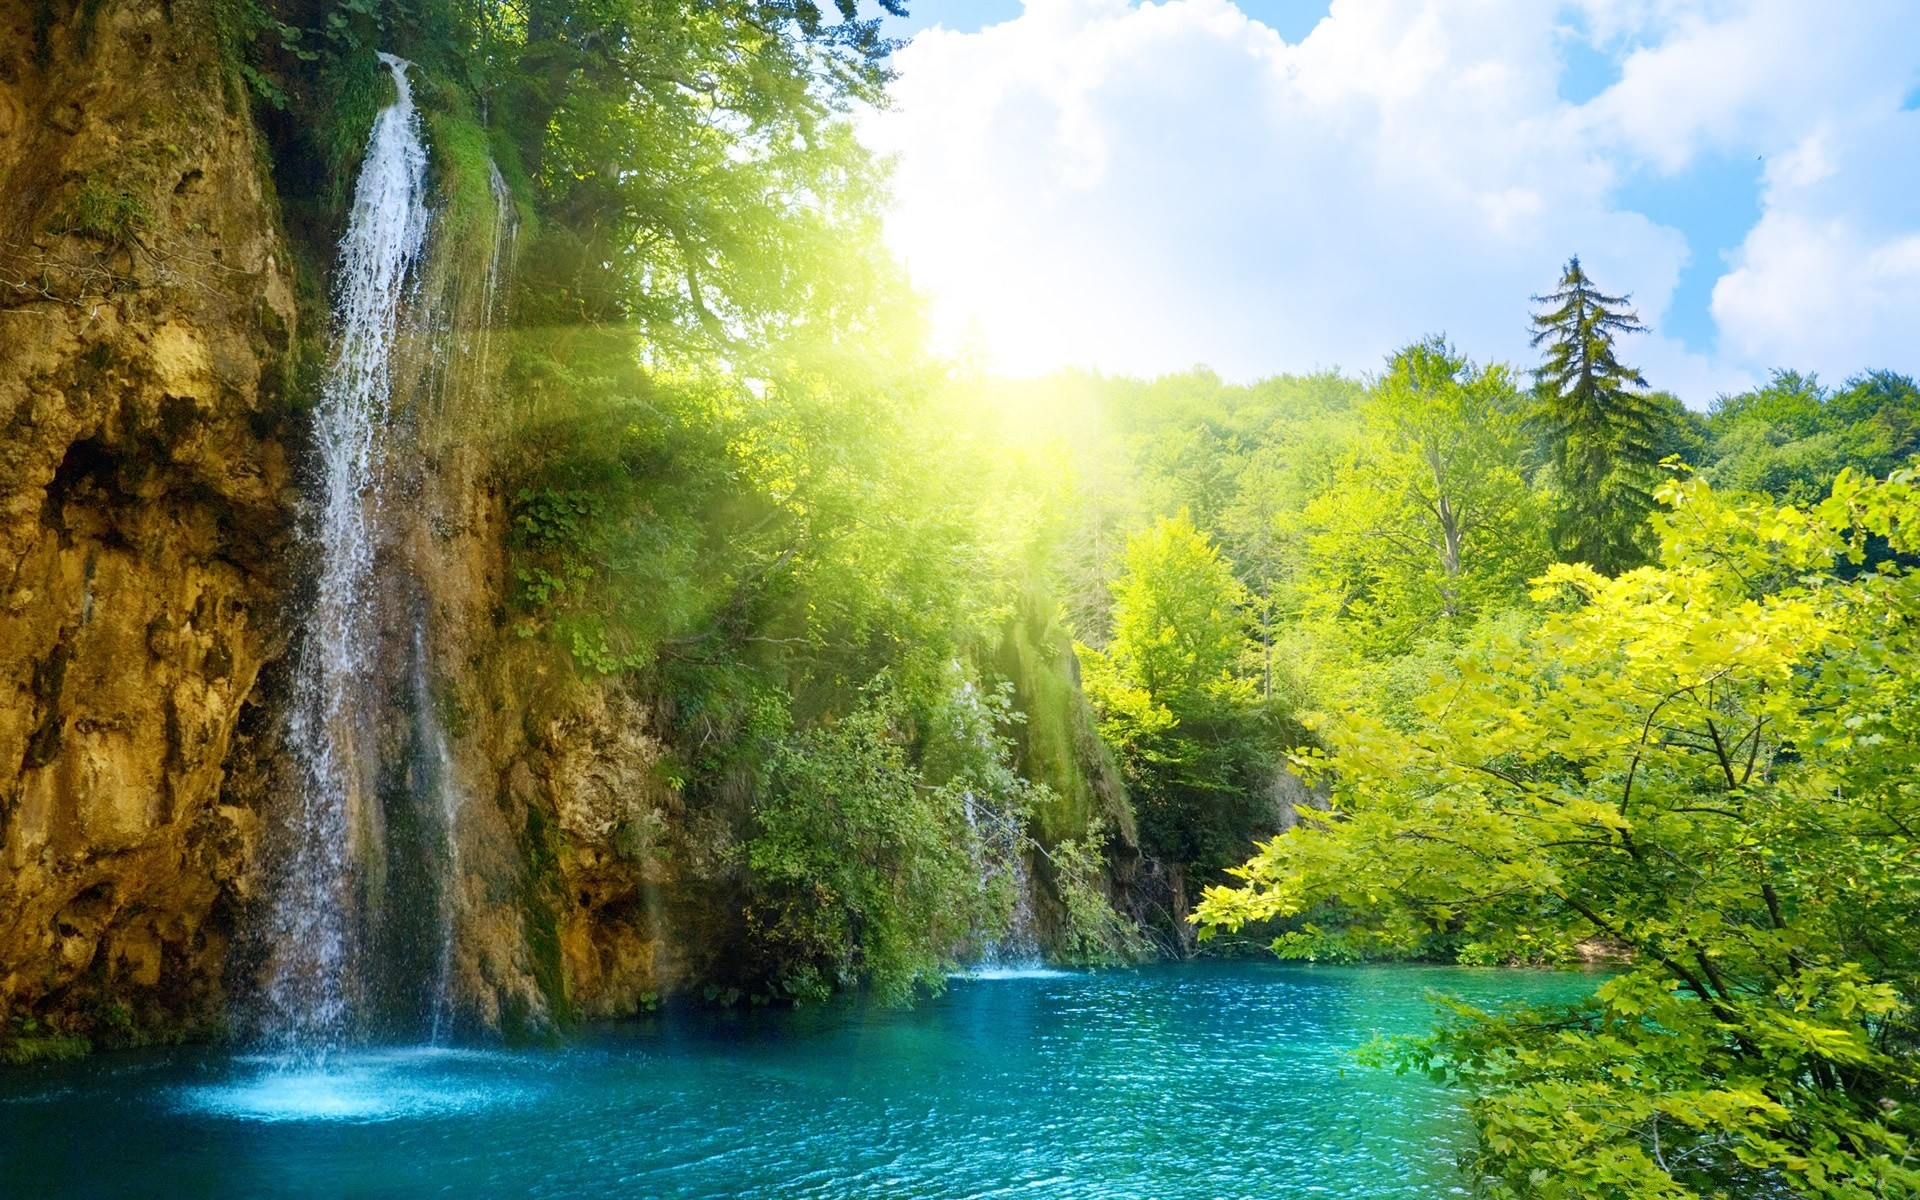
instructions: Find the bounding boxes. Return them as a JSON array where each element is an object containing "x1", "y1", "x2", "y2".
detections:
[
  {"x1": 888, "y1": 1, "x2": 1334, "y2": 43},
  {"x1": 862, "y1": 1, "x2": 1920, "y2": 404}
]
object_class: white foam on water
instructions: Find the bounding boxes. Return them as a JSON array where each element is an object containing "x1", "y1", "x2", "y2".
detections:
[
  {"x1": 951, "y1": 966, "x2": 1076, "y2": 981},
  {"x1": 175, "y1": 1049, "x2": 529, "y2": 1124}
]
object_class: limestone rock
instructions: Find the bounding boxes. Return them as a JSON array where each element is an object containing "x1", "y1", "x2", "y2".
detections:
[{"x1": 0, "y1": 0, "x2": 295, "y2": 1044}]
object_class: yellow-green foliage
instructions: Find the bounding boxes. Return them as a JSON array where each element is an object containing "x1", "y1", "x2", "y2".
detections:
[
  {"x1": 1046, "y1": 821, "x2": 1150, "y2": 967},
  {"x1": 1296, "y1": 337, "x2": 1548, "y2": 655},
  {"x1": 422, "y1": 100, "x2": 531, "y2": 258},
  {"x1": 994, "y1": 595, "x2": 1133, "y2": 850},
  {"x1": 424, "y1": 107, "x2": 496, "y2": 250},
  {"x1": 1201, "y1": 471, "x2": 1920, "y2": 1199},
  {"x1": 1078, "y1": 513, "x2": 1276, "y2": 873},
  {"x1": 1, "y1": 1016, "x2": 90, "y2": 1065}
]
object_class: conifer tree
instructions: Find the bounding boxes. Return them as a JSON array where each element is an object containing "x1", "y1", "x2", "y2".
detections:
[{"x1": 1529, "y1": 257, "x2": 1668, "y2": 573}]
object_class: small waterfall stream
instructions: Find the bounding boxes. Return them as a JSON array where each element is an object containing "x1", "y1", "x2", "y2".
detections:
[
  {"x1": 949, "y1": 672, "x2": 1049, "y2": 973},
  {"x1": 406, "y1": 134, "x2": 519, "y2": 1045},
  {"x1": 477, "y1": 160, "x2": 517, "y2": 400},
  {"x1": 411, "y1": 622, "x2": 462, "y2": 1045},
  {"x1": 263, "y1": 53, "x2": 431, "y2": 1054},
  {"x1": 963, "y1": 793, "x2": 1045, "y2": 973}
]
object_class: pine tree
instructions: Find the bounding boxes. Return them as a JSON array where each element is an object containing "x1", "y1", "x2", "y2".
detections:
[{"x1": 1529, "y1": 256, "x2": 1668, "y2": 573}]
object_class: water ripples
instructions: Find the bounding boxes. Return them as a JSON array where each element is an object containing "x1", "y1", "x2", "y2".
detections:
[{"x1": 1, "y1": 963, "x2": 1598, "y2": 1199}]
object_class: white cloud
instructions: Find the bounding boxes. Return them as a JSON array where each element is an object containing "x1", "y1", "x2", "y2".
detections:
[
  {"x1": 1714, "y1": 217, "x2": 1920, "y2": 370},
  {"x1": 865, "y1": 0, "x2": 1920, "y2": 401}
]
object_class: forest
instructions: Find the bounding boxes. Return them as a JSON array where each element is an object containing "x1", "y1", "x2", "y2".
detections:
[
  {"x1": 2, "y1": 1, "x2": 1917, "y2": 1197},
  {"x1": 479, "y1": 0, "x2": 1920, "y2": 1181}
]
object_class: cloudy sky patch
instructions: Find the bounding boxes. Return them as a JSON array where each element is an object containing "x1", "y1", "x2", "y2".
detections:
[{"x1": 864, "y1": 0, "x2": 1920, "y2": 403}]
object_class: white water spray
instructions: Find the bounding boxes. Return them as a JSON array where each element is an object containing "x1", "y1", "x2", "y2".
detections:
[{"x1": 265, "y1": 52, "x2": 431, "y2": 1053}]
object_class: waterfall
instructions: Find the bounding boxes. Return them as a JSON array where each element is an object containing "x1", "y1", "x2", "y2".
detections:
[
  {"x1": 477, "y1": 160, "x2": 517, "y2": 400},
  {"x1": 412, "y1": 142, "x2": 521, "y2": 1041},
  {"x1": 984, "y1": 855, "x2": 1044, "y2": 971},
  {"x1": 413, "y1": 155, "x2": 518, "y2": 442},
  {"x1": 264, "y1": 52, "x2": 431, "y2": 1054},
  {"x1": 964, "y1": 792, "x2": 1045, "y2": 972},
  {"x1": 412, "y1": 622, "x2": 461, "y2": 1045},
  {"x1": 949, "y1": 670, "x2": 1048, "y2": 972}
]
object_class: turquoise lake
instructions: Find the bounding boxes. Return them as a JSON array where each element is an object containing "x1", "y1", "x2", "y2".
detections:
[{"x1": 0, "y1": 963, "x2": 1596, "y2": 1198}]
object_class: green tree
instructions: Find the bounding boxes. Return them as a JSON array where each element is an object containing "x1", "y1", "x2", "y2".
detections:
[
  {"x1": 742, "y1": 662, "x2": 1075, "y2": 1004},
  {"x1": 745, "y1": 681, "x2": 976, "y2": 1005},
  {"x1": 491, "y1": 0, "x2": 909, "y2": 356},
  {"x1": 1078, "y1": 514, "x2": 1268, "y2": 878},
  {"x1": 1104, "y1": 512, "x2": 1249, "y2": 707},
  {"x1": 1530, "y1": 256, "x2": 1668, "y2": 573},
  {"x1": 1218, "y1": 451, "x2": 1293, "y2": 701},
  {"x1": 1299, "y1": 337, "x2": 1547, "y2": 653},
  {"x1": 1200, "y1": 471, "x2": 1920, "y2": 1198},
  {"x1": 1707, "y1": 369, "x2": 1920, "y2": 507}
]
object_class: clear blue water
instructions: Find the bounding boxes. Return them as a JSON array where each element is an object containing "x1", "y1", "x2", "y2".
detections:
[{"x1": 0, "y1": 963, "x2": 1596, "y2": 1199}]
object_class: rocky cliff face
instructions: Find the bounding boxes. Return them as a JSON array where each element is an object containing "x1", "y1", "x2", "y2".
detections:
[
  {"x1": 379, "y1": 444, "x2": 733, "y2": 1036},
  {"x1": 0, "y1": 0, "x2": 299, "y2": 1044}
]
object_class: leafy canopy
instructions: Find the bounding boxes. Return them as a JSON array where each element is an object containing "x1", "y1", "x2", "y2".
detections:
[
  {"x1": 1079, "y1": 513, "x2": 1277, "y2": 873},
  {"x1": 1299, "y1": 336, "x2": 1547, "y2": 654},
  {"x1": 1707, "y1": 368, "x2": 1920, "y2": 509},
  {"x1": 1200, "y1": 470, "x2": 1920, "y2": 1198}
]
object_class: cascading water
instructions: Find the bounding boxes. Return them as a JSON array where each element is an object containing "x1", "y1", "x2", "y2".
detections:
[
  {"x1": 477, "y1": 160, "x2": 517, "y2": 396},
  {"x1": 411, "y1": 155, "x2": 518, "y2": 440},
  {"x1": 264, "y1": 52, "x2": 431, "y2": 1054},
  {"x1": 407, "y1": 141, "x2": 520, "y2": 1042},
  {"x1": 948, "y1": 670, "x2": 1049, "y2": 972},
  {"x1": 411, "y1": 623, "x2": 461, "y2": 1045},
  {"x1": 963, "y1": 793, "x2": 1046, "y2": 972}
]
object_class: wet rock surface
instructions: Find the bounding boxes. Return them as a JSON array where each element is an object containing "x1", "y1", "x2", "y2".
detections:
[{"x1": 0, "y1": 0, "x2": 298, "y2": 1045}]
